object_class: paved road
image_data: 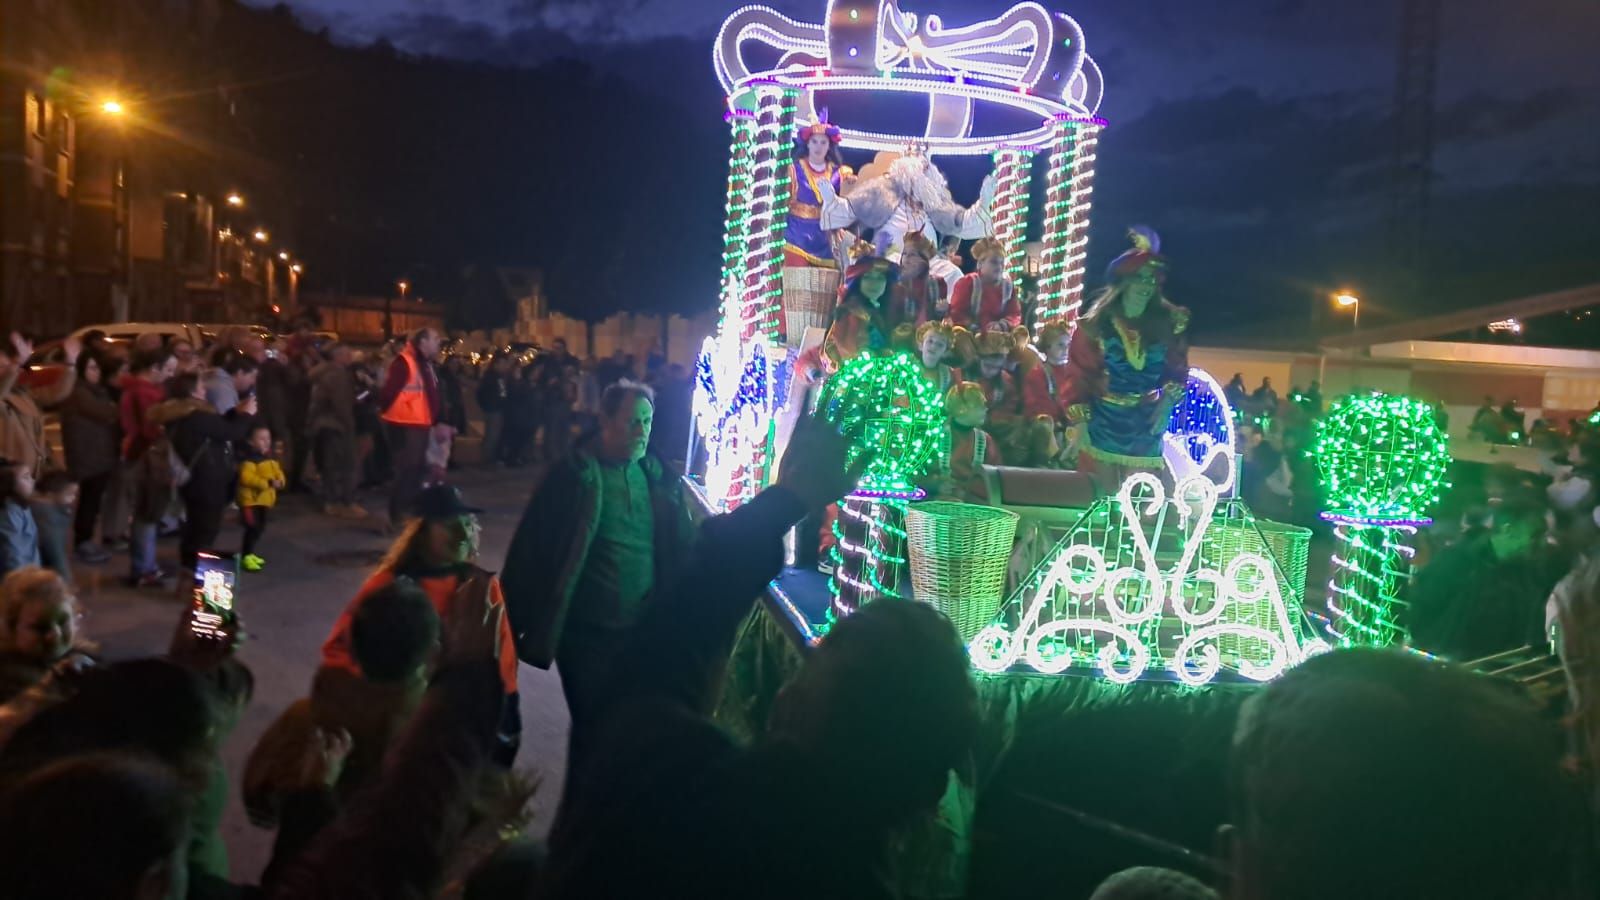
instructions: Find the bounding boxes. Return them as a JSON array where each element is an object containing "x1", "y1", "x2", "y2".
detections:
[{"x1": 75, "y1": 467, "x2": 568, "y2": 885}]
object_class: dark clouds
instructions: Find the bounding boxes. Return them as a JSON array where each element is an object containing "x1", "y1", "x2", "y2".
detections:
[{"x1": 254, "y1": 0, "x2": 1600, "y2": 329}]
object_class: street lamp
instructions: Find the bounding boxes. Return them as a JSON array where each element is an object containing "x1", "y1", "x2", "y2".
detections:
[
  {"x1": 226, "y1": 193, "x2": 244, "y2": 207},
  {"x1": 253, "y1": 229, "x2": 269, "y2": 243},
  {"x1": 100, "y1": 99, "x2": 125, "y2": 116},
  {"x1": 1334, "y1": 291, "x2": 1360, "y2": 330},
  {"x1": 290, "y1": 263, "x2": 303, "y2": 274},
  {"x1": 278, "y1": 251, "x2": 290, "y2": 262},
  {"x1": 385, "y1": 280, "x2": 409, "y2": 342}
]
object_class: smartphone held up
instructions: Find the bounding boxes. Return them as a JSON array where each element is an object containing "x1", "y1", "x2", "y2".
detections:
[{"x1": 188, "y1": 550, "x2": 239, "y2": 640}]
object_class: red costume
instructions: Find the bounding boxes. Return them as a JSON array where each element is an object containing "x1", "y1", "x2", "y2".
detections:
[
  {"x1": 823, "y1": 298, "x2": 907, "y2": 370},
  {"x1": 946, "y1": 425, "x2": 1002, "y2": 502},
  {"x1": 948, "y1": 273, "x2": 1022, "y2": 332},
  {"x1": 920, "y1": 362, "x2": 963, "y2": 395},
  {"x1": 1022, "y1": 359, "x2": 1074, "y2": 423},
  {"x1": 893, "y1": 275, "x2": 945, "y2": 330},
  {"x1": 976, "y1": 370, "x2": 1023, "y2": 429},
  {"x1": 822, "y1": 256, "x2": 903, "y2": 369}
]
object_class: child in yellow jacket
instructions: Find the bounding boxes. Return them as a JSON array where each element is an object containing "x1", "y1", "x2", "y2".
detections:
[{"x1": 237, "y1": 425, "x2": 286, "y2": 572}]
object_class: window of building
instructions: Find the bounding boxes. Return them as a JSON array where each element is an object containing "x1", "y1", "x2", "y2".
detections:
[
  {"x1": 26, "y1": 93, "x2": 43, "y2": 137},
  {"x1": 54, "y1": 112, "x2": 73, "y2": 156}
]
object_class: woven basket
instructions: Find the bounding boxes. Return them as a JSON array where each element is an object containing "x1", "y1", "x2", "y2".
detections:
[
  {"x1": 906, "y1": 502, "x2": 1021, "y2": 642},
  {"x1": 782, "y1": 266, "x2": 840, "y2": 347},
  {"x1": 1205, "y1": 515, "x2": 1313, "y2": 666},
  {"x1": 1255, "y1": 518, "x2": 1311, "y2": 605}
]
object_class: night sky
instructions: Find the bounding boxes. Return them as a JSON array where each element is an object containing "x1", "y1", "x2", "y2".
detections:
[{"x1": 255, "y1": 0, "x2": 1600, "y2": 333}]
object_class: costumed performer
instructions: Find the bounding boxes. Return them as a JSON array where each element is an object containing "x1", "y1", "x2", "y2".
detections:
[
  {"x1": 1062, "y1": 226, "x2": 1190, "y2": 486},
  {"x1": 948, "y1": 238, "x2": 1023, "y2": 332},
  {"x1": 818, "y1": 151, "x2": 995, "y2": 295},
  {"x1": 821, "y1": 249, "x2": 902, "y2": 370},
  {"x1": 780, "y1": 116, "x2": 854, "y2": 344},
  {"x1": 969, "y1": 329, "x2": 1026, "y2": 458},
  {"x1": 1020, "y1": 321, "x2": 1075, "y2": 467},
  {"x1": 892, "y1": 233, "x2": 947, "y2": 327},
  {"x1": 915, "y1": 321, "x2": 963, "y2": 395},
  {"x1": 937, "y1": 381, "x2": 1003, "y2": 503},
  {"x1": 784, "y1": 116, "x2": 852, "y2": 268}
]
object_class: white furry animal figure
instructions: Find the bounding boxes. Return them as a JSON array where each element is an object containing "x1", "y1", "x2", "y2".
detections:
[{"x1": 819, "y1": 154, "x2": 995, "y2": 291}]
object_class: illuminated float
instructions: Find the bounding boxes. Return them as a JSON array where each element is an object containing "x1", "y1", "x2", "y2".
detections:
[
  {"x1": 693, "y1": 0, "x2": 1334, "y2": 687},
  {"x1": 698, "y1": 0, "x2": 1103, "y2": 514}
]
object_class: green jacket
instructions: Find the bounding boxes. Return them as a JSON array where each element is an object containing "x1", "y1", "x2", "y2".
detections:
[{"x1": 500, "y1": 447, "x2": 694, "y2": 668}]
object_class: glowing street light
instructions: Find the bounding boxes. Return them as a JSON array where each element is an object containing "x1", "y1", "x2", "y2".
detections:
[
  {"x1": 290, "y1": 263, "x2": 303, "y2": 274},
  {"x1": 101, "y1": 99, "x2": 125, "y2": 116},
  {"x1": 1333, "y1": 291, "x2": 1360, "y2": 330},
  {"x1": 397, "y1": 280, "x2": 410, "y2": 300},
  {"x1": 253, "y1": 229, "x2": 269, "y2": 243},
  {"x1": 278, "y1": 251, "x2": 290, "y2": 262},
  {"x1": 226, "y1": 193, "x2": 244, "y2": 207}
]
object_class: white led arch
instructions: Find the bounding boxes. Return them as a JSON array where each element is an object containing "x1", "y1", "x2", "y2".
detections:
[{"x1": 714, "y1": 0, "x2": 1105, "y2": 155}]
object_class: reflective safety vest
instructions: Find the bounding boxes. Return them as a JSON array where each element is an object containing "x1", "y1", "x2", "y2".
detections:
[{"x1": 380, "y1": 348, "x2": 433, "y2": 427}]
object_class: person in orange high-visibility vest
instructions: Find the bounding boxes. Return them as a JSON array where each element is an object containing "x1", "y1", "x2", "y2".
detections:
[
  {"x1": 379, "y1": 328, "x2": 443, "y2": 531},
  {"x1": 320, "y1": 483, "x2": 523, "y2": 765}
]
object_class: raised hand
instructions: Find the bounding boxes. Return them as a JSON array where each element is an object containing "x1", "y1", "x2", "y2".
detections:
[
  {"x1": 295, "y1": 727, "x2": 353, "y2": 790},
  {"x1": 777, "y1": 414, "x2": 870, "y2": 511}
]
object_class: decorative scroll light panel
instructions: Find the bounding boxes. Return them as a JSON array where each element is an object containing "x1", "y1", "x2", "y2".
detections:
[{"x1": 971, "y1": 473, "x2": 1329, "y2": 685}]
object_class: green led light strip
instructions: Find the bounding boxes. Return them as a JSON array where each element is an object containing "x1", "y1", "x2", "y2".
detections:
[
  {"x1": 1314, "y1": 393, "x2": 1451, "y2": 648},
  {"x1": 717, "y1": 112, "x2": 756, "y2": 330}
]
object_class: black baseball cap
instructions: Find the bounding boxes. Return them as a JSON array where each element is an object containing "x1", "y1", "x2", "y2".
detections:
[{"x1": 411, "y1": 484, "x2": 483, "y2": 520}]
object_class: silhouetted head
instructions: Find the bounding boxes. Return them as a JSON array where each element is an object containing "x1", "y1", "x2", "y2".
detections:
[
  {"x1": 769, "y1": 601, "x2": 977, "y2": 829},
  {"x1": 1224, "y1": 649, "x2": 1578, "y2": 900},
  {"x1": 351, "y1": 579, "x2": 441, "y2": 684},
  {"x1": 0, "y1": 753, "x2": 191, "y2": 900}
]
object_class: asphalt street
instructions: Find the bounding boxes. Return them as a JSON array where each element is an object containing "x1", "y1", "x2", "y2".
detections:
[{"x1": 73, "y1": 466, "x2": 566, "y2": 884}]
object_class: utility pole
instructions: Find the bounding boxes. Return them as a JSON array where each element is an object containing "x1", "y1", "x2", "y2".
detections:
[{"x1": 1385, "y1": 0, "x2": 1442, "y2": 312}]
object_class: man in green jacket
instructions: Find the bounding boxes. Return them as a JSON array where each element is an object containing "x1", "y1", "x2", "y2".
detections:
[{"x1": 500, "y1": 381, "x2": 694, "y2": 754}]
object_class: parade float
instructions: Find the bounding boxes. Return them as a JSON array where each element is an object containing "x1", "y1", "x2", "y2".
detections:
[
  {"x1": 687, "y1": 1, "x2": 1466, "y2": 894},
  {"x1": 692, "y1": 0, "x2": 1337, "y2": 686}
]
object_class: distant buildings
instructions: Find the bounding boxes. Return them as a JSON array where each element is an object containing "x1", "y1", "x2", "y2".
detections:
[{"x1": 0, "y1": 0, "x2": 297, "y2": 333}]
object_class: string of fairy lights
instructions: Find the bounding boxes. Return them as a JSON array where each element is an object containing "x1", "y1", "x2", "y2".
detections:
[
  {"x1": 1061, "y1": 123, "x2": 1100, "y2": 318},
  {"x1": 1315, "y1": 393, "x2": 1450, "y2": 648},
  {"x1": 739, "y1": 87, "x2": 798, "y2": 344},
  {"x1": 990, "y1": 148, "x2": 1034, "y2": 284},
  {"x1": 815, "y1": 351, "x2": 948, "y2": 498},
  {"x1": 816, "y1": 352, "x2": 948, "y2": 616},
  {"x1": 1034, "y1": 116, "x2": 1102, "y2": 325},
  {"x1": 1326, "y1": 522, "x2": 1417, "y2": 646},
  {"x1": 829, "y1": 497, "x2": 911, "y2": 621},
  {"x1": 719, "y1": 111, "x2": 756, "y2": 328}
]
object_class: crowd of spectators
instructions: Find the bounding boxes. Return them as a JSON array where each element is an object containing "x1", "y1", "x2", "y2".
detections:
[{"x1": 0, "y1": 335, "x2": 1592, "y2": 899}]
